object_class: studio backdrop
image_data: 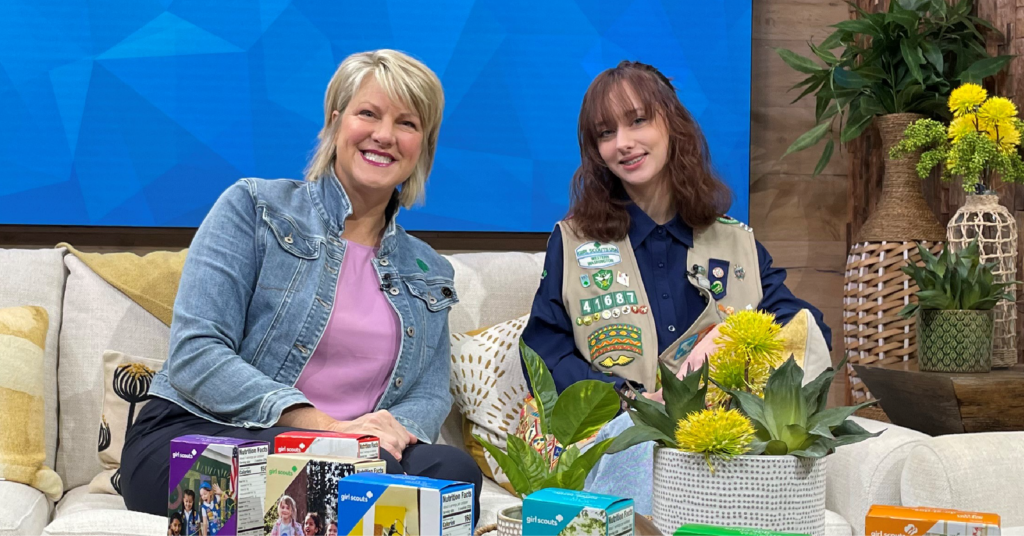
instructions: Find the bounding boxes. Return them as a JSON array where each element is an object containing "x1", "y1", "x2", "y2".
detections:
[{"x1": 0, "y1": 0, "x2": 751, "y2": 231}]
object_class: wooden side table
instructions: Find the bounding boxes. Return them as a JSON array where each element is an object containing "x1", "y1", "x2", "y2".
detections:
[{"x1": 852, "y1": 361, "x2": 1024, "y2": 436}]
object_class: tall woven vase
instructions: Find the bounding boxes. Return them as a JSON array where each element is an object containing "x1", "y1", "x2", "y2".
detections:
[
  {"x1": 844, "y1": 113, "x2": 946, "y2": 405},
  {"x1": 947, "y1": 194, "x2": 1018, "y2": 368}
]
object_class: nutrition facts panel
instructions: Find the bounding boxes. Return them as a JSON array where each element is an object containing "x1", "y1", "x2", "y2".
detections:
[{"x1": 441, "y1": 488, "x2": 474, "y2": 536}]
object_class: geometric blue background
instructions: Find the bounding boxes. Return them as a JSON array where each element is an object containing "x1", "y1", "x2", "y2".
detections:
[{"x1": 0, "y1": 0, "x2": 750, "y2": 231}]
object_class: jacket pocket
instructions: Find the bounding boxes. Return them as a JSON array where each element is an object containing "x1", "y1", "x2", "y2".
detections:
[
  {"x1": 403, "y1": 276, "x2": 459, "y2": 312},
  {"x1": 261, "y1": 207, "x2": 320, "y2": 259}
]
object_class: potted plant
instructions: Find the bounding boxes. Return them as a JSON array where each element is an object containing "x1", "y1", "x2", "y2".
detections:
[
  {"x1": 898, "y1": 241, "x2": 1017, "y2": 372},
  {"x1": 475, "y1": 340, "x2": 622, "y2": 536},
  {"x1": 890, "y1": 83, "x2": 1024, "y2": 367},
  {"x1": 607, "y1": 311, "x2": 880, "y2": 536}
]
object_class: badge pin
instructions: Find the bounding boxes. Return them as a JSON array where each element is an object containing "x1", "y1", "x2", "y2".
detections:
[
  {"x1": 639, "y1": 305, "x2": 649, "y2": 314},
  {"x1": 712, "y1": 267, "x2": 725, "y2": 278},
  {"x1": 612, "y1": 308, "x2": 621, "y2": 318},
  {"x1": 602, "y1": 310, "x2": 612, "y2": 320},
  {"x1": 594, "y1": 269, "x2": 614, "y2": 291},
  {"x1": 718, "y1": 304, "x2": 735, "y2": 315},
  {"x1": 621, "y1": 306, "x2": 631, "y2": 315},
  {"x1": 692, "y1": 264, "x2": 706, "y2": 276},
  {"x1": 735, "y1": 266, "x2": 745, "y2": 280},
  {"x1": 697, "y1": 275, "x2": 711, "y2": 289},
  {"x1": 583, "y1": 316, "x2": 593, "y2": 326},
  {"x1": 580, "y1": 274, "x2": 592, "y2": 288},
  {"x1": 541, "y1": 269, "x2": 548, "y2": 280},
  {"x1": 631, "y1": 305, "x2": 640, "y2": 314},
  {"x1": 575, "y1": 316, "x2": 584, "y2": 326},
  {"x1": 711, "y1": 281, "x2": 724, "y2": 295},
  {"x1": 592, "y1": 313, "x2": 601, "y2": 323},
  {"x1": 616, "y1": 272, "x2": 630, "y2": 287}
]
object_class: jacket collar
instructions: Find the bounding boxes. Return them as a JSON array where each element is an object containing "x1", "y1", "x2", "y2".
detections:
[{"x1": 309, "y1": 168, "x2": 401, "y2": 256}]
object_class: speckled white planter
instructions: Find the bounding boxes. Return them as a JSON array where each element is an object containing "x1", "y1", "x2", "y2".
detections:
[
  {"x1": 652, "y1": 447, "x2": 827, "y2": 536},
  {"x1": 497, "y1": 506, "x2": 522, "y2": 536}
]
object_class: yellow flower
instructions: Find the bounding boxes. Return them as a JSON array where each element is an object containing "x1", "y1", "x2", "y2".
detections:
[
  {"x1": 675, "y1": 408, "x2": 755, "y2": 469},
  {"x1": 949, "y1": 83, "x2": 988, "y2": 117},
  {"x1": 706, "y1": 310, "x2": 785, "y2": 405},
  {"x1": 990, "y1": 122, "x2": 1021, "y2": 153},
  {"x1": 978, "y1": 96, "x2": 1018, "y2": 124},
  {"x1": 948, "y1": 115, "x2": 979, "y2": 143}
]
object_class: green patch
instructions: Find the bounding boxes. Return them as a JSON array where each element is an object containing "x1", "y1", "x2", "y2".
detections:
[
  {"x1": 717, "y1": 215, "x2": 739, "y2": 224},
  {"x1": 541, "y1": 269, "x2": 547, "y2": 279},
  {"x1": 594, "y1": 269, "x2": 613, "y2": 291},
  {"x1": 416, "y1": 258, "x2": 430, "y2": 272}
]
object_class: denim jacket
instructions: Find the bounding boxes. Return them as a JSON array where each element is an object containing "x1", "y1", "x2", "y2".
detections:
[{"x1": 148, "y1": 175, "x2": 459, "y2": 443}]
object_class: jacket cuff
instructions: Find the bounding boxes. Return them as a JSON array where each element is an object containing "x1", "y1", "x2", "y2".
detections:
[
  {"x1": 257, "y1": 387, "x2": 311, "y2": 428},
  {"x1": 393, "y1": 414, "x2": 433, "y2": 445}
]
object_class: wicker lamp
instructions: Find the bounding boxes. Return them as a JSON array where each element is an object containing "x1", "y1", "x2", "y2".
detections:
[
  {"x1": 947, "y1": 194, "x2": 1018, "y2": 368},
  {"x1": 844, "y1": 113, "x2": 945, "y2": 405}
]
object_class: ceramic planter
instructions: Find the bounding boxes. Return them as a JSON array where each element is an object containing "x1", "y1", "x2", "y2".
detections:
[{"x1": 917, "y1": 309, "x2": 994, "y2": 372}]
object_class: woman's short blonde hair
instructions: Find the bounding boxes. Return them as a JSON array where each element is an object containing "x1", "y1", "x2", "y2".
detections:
[{"x1": 304, "y1": 49, "x2": 444, "y2": 208}]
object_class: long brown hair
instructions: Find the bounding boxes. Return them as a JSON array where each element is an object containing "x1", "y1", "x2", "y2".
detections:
[{"x1": 568, "y1": 61, "x2": 731, "y2": 242}]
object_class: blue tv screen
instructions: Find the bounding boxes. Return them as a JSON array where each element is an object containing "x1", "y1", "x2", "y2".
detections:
[{"x1": 0, "y1": 0, "x2": 751, "y2": 231}]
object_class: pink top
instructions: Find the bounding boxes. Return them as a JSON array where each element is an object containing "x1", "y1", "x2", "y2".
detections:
[{"x1": 294, "y1": 242, "x2": 400, "y2": 421}]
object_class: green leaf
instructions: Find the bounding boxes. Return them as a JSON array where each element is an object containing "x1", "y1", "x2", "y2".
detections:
[
  {"x1": 783, "y1": 121, "x2": 831, "y2": 157},
  {"x1": 781, "y1": 424, "x2": 818, "y2": 452},
  {"x1": 920, "y1": 40, "x2": 943, "y2": 72},
  {"x1": 606, "y1": 423, "x2": 675, "y2": 454},
  {"x1": 505, "y1": 434, "x2": 549, "y2": 494},
  {"x1": 775, "y1": 48, "x2": 823, "y2": 74},
  {"x1": 818, "y1": 29, "x2": 847, "y2": 50},
  {"x1": 765, "y1": 440, "x2": 790, "y2": 455},
  {"x1": 762, "y1": 358, "x2": 808, "y2": 439},
  {"x1": 622, "y1": 389, "x2": 677, "y2": 443},
  {"x1": 721, "y1": 385, "x2": 770, "y2": 436},
  {"x1": 538, "y1": 467, "x2": 585, "y2": 492},
  {"x1": 898, "y1": 0, "x2": 929, "y2": 10},
  {"x1": 888, "y1": 10, "x2": 920, "y2": 31},
  {"x1": 813, "y1": 139, "x2": 835, "y2": 176},
  {"x1": 833, "y1": 19, "x2": 878, "y2": 36},
  {"x1": 833, "y1": 68, "x2": 870, "y2": 89},
  {"x1": 809, "y1": 42, "x2": 839, "y2": 64},
  {"x1": 554, "y1": 445, "x2": 581, "y2": 473},
  {"x1": 806, "y1": 400, "x2": 878, "y2": 438},
  {"x1": 900, "y1": 41, "x2": 926, "y2": 84},
  {"x1": 663, "y1": 360, "x2": 709, "y2": 423},
  {"x1": 475, "y1": 435, "x2": 532, "y2": 497},
  {"x1": 550, "y1": 380, "x2": 620, "y2": 446},
  {"x1": 801, "y1": 359, "x2": 840, "y2": 415},
  {"x1": 521, "y1": 338, "x2": 557, "y2": 435},
  {"x1": 787, "y1": 440, "x2": 831, "y2": 458},
  {"x1": 959, "y1": 56, "x2": 1015, "y2": 83},
  {"x1": 841, "y1": 113, "x2": 874, "y2": 143},
  {"x1": 568, "y1": 437, "x2": 616, "y2": 482}
]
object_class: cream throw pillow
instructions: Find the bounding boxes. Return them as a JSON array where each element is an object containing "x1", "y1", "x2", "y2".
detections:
[
  {"x1": 449, "y1": 315, "x2": 530, "y2": 491},
  {"x1": 89, "y1": 350, "x2": 164, "y2": 495},
  {"x1": 0, "y1": 305, "x2": 63, "y2": 500}
]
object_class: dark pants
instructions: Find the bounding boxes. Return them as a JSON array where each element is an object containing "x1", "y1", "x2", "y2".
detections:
[{"x1": 122, "y1": 398, "x2": 482, "y2": 525}]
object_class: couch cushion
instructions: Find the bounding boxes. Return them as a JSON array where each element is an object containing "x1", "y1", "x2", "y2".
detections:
[
  {"x1": 824, "y1": 509, "x2": 853, "y2": 536},
  {"x1": 901, "y1": 431, "x2": 1024, "y2": 527},
  {"x1": 56, "y1": 256, "x2": 171, "y2": 491},
  {"x1": 826, "y1": 417, "x2": 928, "y2": 536},
  {"x1": 47, "y1": 486, "x2": 162, "y2": 536},
  {"x1": 0, "y1": 481, "x2": 51, "y2": 536},
  {"x1": 0, "y1": 248, "x2": 66, "y2": 470},
  {"x1": 478, "y1": 477, "x2": 520, "y2": 527},
  {"x1": 445, "y1": 252, "x2": 545, "y2": 334}
]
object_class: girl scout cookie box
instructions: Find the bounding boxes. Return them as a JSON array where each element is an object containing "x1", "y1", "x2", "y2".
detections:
[
  {"x1": 523, "y1": 488, "x2": 634, "y2": 536},
  {"x1": 169, "y1": 435, "x2": 269, "y2": 536},
  {"x1": 866, "y1": 505, "x2": 1001, "y2": 536},
  {"x1": 274, "y1": 431, "x2": 380, "y2": 459},
  {"x1": 674, "y1": 526, "x2": 807, "y2": 536},
  {"x1": 265, "y1": 454, "x2": 386, "y2": 536},
  {"x1": 336, "y1": 473, "x2": 474, "y2": 536}
]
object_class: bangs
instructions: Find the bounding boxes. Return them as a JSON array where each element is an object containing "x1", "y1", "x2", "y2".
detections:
[{"x1": 581, "y1": 71, "x2": 669, "y2": 140}]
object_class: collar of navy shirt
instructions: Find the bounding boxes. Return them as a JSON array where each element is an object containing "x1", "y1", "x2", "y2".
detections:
[{"x1": 623, "y1": 197, "x2": 694, "y2": 249}]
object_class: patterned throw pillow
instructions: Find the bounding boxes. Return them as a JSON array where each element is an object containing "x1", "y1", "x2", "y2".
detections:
[
  {"x1": 89, "y1": 350, "x2": 164, "y2": 495},
  {"x1": 449, "y1": 315, "x2": 530, "y2": 492},
  {"x1": 0, "y1": 306, "x2": 63, "y2": 500}
]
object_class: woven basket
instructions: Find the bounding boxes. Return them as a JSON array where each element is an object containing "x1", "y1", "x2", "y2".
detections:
[
  {"x1": 947, "y1": 194, "x2": 1018, "y2": 368},
  {"x1": 651, "y1": 448, "x2": 826, "y2": 536},
  {"x1": 844, "y1": 113, "x2": 946, "y2": 404}
]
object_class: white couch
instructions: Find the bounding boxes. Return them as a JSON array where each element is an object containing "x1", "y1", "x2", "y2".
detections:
[{"x1": 1, "y1": 247, "x2": 1021, "y2": 536}]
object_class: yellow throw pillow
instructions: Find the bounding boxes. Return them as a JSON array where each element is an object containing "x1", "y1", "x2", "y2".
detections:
[
  {"x1": 0, "y1": 306, "x2": 63, "y2": 500},
  {"x1": 89, "y1": 350, "x2": 163, "y2": 495},
  {"x1": 778, "y1": 308, "x2": 832, "y2": 380},
  {"x1": 449, "y1": 315, "x2": 530, "y2": 493}
]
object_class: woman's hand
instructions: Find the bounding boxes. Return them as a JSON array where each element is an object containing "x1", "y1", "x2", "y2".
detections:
[{"x1": 330, "y1": 410, "x2": 417, "y2": 461}]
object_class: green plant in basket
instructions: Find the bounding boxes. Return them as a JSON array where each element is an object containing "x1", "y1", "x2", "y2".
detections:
[
  {"x1": 473, "y1": 340, "x2": 621, "y2": 498},
  {"x1": 775, "y1": 0, "x2": 1010, "y2": 174},
  {"x1": 889, "y1": 83, "x2": 1024, "y2": 192},
  {"x1": 898, "y1": 240, "x2": 1017, "y2": 317},
  {"x1": 607, "y1": 312, "x2": 881, "y2": 467}
]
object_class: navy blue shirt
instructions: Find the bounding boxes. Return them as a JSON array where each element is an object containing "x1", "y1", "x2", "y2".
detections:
[{"x1": 521, "y1": 204, "x2": 832, "y2": 393}]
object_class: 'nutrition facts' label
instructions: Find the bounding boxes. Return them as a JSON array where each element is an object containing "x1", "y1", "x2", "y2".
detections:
[
  {"x1": 608, "y1": 506, "x2": 635, "y2": 536},
  {"x1": 236, "y1": 445, "x2": 269, "y2": 534},
  {"x1": 359, "y1": 440, "x2": 380, "y2": 459},
  {"x1": 440, "y1": 488, "x2": 474, "y2": 536}
]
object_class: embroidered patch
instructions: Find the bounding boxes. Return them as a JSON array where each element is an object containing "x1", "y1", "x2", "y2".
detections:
[
  {"x1": 580, "y1": 274, "x2": 592, "y2": 288},
  {"x1": 416, "y1": 258, "x2": 429, "y2": 272},
  {"x1": 673, "y1": 334, "x2": 699, "y2": 361},
  {"x1": 711, "y1": 281, "x2": 724, "y2": 295},
  {"x1": 616, "y1": 271, "x2": 629, "y2": 287},
  {"x1": 593, "y1": 269, "x2": 613, "y2": 290},
  {"x1": 597, "y1": 355, "x2": 635, "y2": 368},
  {"x1": 717, "y1": 216, "x2": 740, "y2": 224},
  {"x1": 580, "y1": 291, "x2": 639, "y2": 315},
  {"x1": 587, "y1": 324, "x2": 643, "y2": 362},
  {"x1": 575, "y1": 241, "x2": 622, "y2": 269}
]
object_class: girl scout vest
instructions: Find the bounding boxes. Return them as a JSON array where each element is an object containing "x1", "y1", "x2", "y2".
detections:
[{"x1": 559, "y1": 217, "x2": 764, "y2": 390}]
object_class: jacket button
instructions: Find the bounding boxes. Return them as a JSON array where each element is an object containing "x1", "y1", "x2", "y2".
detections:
[
  {"x1": 389, "y1": 287, "x2": 400, "y2": 296},
  {"x1": 395, "y1": 377, "x2": 404, "y2": 388},
  {"x1": 406, "y1": 327, "x2": 415, "y2": 337},
  {"x1": 380, "y1": 258, "x2": 390, "y2": 266},
  {"x1": 441, "y1": 287, "x2": 453, "y2": 298},
  {"x1": 428, "y1": 297, "x2": 437, "y2": 305}
]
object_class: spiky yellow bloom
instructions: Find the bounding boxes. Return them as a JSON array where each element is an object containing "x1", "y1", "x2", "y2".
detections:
[
  {"x1": 948, "y1": 115, "x2": 979, "y2": 142},
  {"x1": 706, "y1": 310, "x2": 785, "y2": 405},
  {"x1": 949, "y1": 83, "x2": 988, "y2": 117},
  {"x1": 990, "y1": 122, "x2": 1022, "y2": 153},
  {"x1": 675, "y1": 407, "x2": 755, "y2": 469},
  {"x1": 979, "y1": 96, "x2": 1018, "y2": 124}
]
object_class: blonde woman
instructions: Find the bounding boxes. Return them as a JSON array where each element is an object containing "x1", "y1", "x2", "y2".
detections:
[{"x1": 122, "y1": 50, "x2": 481, "y2": 522}]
